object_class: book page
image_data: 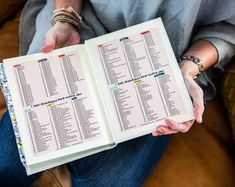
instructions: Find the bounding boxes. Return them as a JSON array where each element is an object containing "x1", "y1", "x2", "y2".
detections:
[
  {"x1": 85, "y1": 18, "x2": 194, "y2": 143},
  {"x1": 3, "y1": 45, "x2": 113, "y2": 165}
]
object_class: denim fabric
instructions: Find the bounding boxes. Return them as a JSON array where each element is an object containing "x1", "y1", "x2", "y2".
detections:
[
  {"x1": 0, "y1": 112, "x2": 37, "y2": 187},
  {"x1": 0, "y1": 110, "x2": 170, "y2": 186},
  {"x1": 69, "y1": 134, "x2": 170, "y2": 187}
]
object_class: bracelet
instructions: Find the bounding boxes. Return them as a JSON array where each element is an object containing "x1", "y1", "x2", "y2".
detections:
[
  {"x1": 178, "y1": 55, "x2": 204, "y2": 78},
  {"x1": 53, "y1": 6, "x2": 82, "y2": 24},
  {"x1": 51, "y1": 6, "x2": 82, "y2": 30},
  {"x1": 52, "y1": 16, "x2": 80, "y2": 29}
]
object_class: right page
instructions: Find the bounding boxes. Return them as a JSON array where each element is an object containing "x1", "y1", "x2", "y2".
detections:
[{"x1": 85, "y1": 18, "x2": 194, "y2": 143}]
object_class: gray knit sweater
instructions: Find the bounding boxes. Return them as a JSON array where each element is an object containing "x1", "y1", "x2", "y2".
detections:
[{"x1": 20, "y1": 0, "x2": 235, "y2": 100}]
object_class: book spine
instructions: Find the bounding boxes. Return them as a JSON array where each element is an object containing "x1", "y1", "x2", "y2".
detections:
[{"x1": 0, "y1": 64, "x2": 26, "y2": 166}]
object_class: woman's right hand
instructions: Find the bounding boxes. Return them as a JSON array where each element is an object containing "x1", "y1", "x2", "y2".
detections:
[{"x1": 40, "y1": 21, "x2": 80, "y2": 53}]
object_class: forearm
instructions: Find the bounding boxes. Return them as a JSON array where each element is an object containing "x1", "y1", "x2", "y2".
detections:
[
  {"x1": 180, "y1": 40, "x2": 219, "y2": 78},
  {"x1": 54, "y1": 0, "x2": 83, "y2": 13}
]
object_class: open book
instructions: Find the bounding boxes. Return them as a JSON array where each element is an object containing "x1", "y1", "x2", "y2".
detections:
[{"x1": 0, "y1": 18, "x2": 194, "y2": 175}]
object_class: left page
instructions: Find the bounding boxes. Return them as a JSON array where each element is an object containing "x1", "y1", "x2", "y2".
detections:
[{"x1": 2, "y1": 45, "x2": 114, "y2": 168}]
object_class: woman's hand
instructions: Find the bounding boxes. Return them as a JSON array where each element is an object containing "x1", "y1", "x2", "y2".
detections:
[
  {"x1": 40, "y1": 21, "x2": 80, "y2": 53},
  {"x1": 152, "y1": 73, "x2": 204, "y2": 136}
]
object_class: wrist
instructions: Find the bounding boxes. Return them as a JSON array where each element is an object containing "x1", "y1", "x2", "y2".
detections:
[
  {"x1": 178, "y1": 40, "x2": 218, "y2": 79},
  {"x1": 53, "y1": 20, "x2": 78, "y2": 32},
  {"x1": 179, "y1": 55, "x2": 204, "y2": 79},
  {"x1": 179, "y1": 60, "x2": 200, "y2": 79}
]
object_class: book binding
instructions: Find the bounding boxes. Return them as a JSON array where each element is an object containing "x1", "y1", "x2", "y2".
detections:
[{"x1": 0, "y1": 63, "x2": 26, "y2": 166}]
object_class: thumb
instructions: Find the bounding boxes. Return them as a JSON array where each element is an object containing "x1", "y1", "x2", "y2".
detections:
[
  {"x1": 40, "y1": 31, "x2": 56, "y2": 53},
  {"x1": 184, "y1": 74, "x2": 204, "y2": 123}
]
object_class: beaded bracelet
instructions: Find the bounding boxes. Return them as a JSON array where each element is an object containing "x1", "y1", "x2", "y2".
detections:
[
  {"x1": 178, "y1": 55, "x2": 204, "y2": 79},
  {"x1": 51, "y1": 6, "x2": 82, "y2": 30}
]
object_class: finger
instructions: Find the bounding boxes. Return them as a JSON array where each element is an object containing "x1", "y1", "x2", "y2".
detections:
[
  {"x1": 153, "y1": 124, "x2": 166, "y2": 136},
  {"x1": 40, "y1": 31, "x2": 56, "y2": 53},
  {"x1": 152, "y1": 131, "x2": 162, "y2": 136},
  {"x1": 191, "y1": 86, "x2": 204, "y2": 123},
  {"x1": 184, "y1": 74, "x2": 204, "y2": 123},
  {"x1": 165, "y1": 119, "x2": 194, "y2": 133},
  {"x1": 193, "y1": 94, "x2": 204, "y2": 124},
  {"x1": 153, "y1": 125, "x2": 178, "y2": 136}
]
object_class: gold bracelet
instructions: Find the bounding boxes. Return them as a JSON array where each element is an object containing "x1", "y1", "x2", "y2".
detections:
[
  {"x1": 52, "y1": 6, "x2": 82, "y2": 30},
  {"x1": 52, "y1": 16, "x2": 79, "y2": 30},
  {"x1": 53, "y1": 6, "x2": 82, "y2": 24}
]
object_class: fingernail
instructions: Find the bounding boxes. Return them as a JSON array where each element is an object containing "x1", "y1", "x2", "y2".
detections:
[
  {"x1": 152, "y1": 131, "x2": 159, "y2": 136},
  {"x1": 153, "y1": 131, "x2": 163, "y2": 136}
]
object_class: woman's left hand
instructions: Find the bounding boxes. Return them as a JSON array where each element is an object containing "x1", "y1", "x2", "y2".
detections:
[{"x1": 152, "y1": 74, "x2": 204, "y2": 136}]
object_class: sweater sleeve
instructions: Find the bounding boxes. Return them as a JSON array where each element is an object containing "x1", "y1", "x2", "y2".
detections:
[
  {"x1": 191, "y1": 21, "x2": 235, "y2": 100},
  {"x1": 192, "y1": 21, "x2": 235, "y2": 69}
]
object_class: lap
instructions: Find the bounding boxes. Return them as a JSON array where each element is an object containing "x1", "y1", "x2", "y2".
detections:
[
  {"x1": 69, "y1": 134, "x2": 170, "y2": 187},
  {"x1": 0, "y1": 112, "x2": 37, "y2": 187},
  {"x1": 0, "y1": 110, "x2": 170, "y2": 187}
]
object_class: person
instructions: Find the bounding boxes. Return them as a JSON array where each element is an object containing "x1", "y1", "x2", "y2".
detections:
[{"x1": 1, "y1": 0, "x2": 235, "y2": 186}]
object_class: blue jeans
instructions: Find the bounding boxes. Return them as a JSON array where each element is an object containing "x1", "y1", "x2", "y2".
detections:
[{"x1": 0, "y1": 111, "x2": 170, "y2": 187}]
